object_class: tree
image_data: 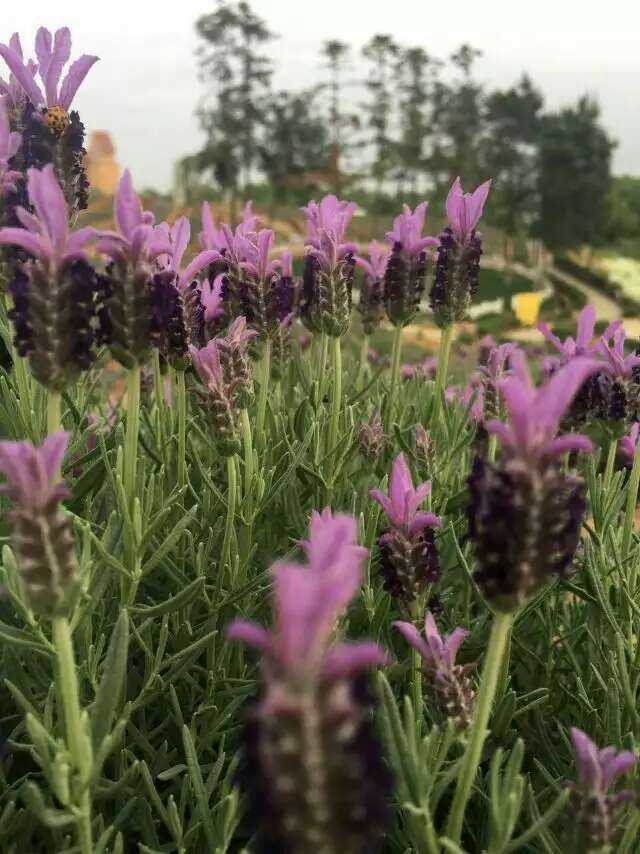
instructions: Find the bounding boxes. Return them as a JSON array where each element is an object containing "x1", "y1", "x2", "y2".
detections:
[
  {"x1": 483, "y1": 75, "x2": 544, "y2": 245},
  {"x1": 258, "y1": 89, "x2": 330, "y2": 205},
  {"x1": 320, "y1": 40, "x2": 358, "y2": 192},
  {"x1": 395, "y1": 47, "x2": 433, "y2": 195},
  {"x1": 536, "y1": 96, "x2": 616, "y2": 251},
  {"x1": 361, "y1": 34, "x2": 399, "y2": 190},
  {"x1": 195, "y1": 1, "x2": 274, "y2": 213}
]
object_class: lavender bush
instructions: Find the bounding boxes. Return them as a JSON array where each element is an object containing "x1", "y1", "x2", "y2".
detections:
[{"x1": 0, "y1": 24, "x2": 636, "y2": 854}]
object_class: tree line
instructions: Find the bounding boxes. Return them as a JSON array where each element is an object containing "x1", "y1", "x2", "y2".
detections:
[{"x1": 187, "y1": 0, "x2": 620, "y2": 253}]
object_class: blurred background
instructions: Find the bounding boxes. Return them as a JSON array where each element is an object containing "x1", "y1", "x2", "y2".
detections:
[{"x1": 4, "y1": 0, "x2": 640, "y2": 351}]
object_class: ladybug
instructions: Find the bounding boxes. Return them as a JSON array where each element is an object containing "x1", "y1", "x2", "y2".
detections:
[{"x1": 46, "y1": 106, "x2": 70, "y2": 135}]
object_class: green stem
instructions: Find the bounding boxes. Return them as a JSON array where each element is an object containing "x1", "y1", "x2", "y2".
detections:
[
  {"x1": 328, "y1": 337, "x2": 342, "y2": 461},
  {"x1": 432, "y1": 323, "x2": 454, "y2": 427},
  {"x1": 385, "y1": 325, "x2": 403, "y2": 427},
  {"x1": 239, "y1": 409, "x2": 254, "y2": 568},
  {"x1": 176, "y1": 369, "x2": 187, "y2": 489},
  {"x1": 446, "y1": 610, "x2": 514, "y2": 845},
  {"x1": 622, "y1": 447, "x2": 640, "y2": 559},
  {"x1": 603, "y1": 437, "x2": 618, "y2": 492},
  {"x1": 46, "y1": 391, "x2": 62, "y2": 436},
  {"x1": 152, "y1": 350, "x2": 167, "y2": 465},
  {"x1": 487, "y1": 433, "x2": 498, "y2": 464},
  {"x1": 356, "y1": 333, "x2": 370, "y2": 388},
  {"x1": 14, "y1": 356, "x2": 36, "y2": 440},
  {"x1": 52, "y1": 617, "x2": 92, "y2": 854},
  {"x1": 123, "y1": 367, "x2": 141, "y2": 505},
  {"x1": 317, "y1": 333, "x2": 329, "y2": 403},
  {"x1": 256, "y1": 340, "x2": 271, "y2": 442},
  {"x1": 221, "y1": 455, "x2": 238, "y2": 578}
]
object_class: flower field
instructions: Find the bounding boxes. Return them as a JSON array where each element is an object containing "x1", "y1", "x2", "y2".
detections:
[{"x1": 0, "y1": 24, "x2": 638, "y2": 854}]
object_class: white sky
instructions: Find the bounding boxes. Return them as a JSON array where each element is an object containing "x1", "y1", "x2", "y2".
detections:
[{"x1": 3, "y1": 0, "x2": 639, "y2": 191}]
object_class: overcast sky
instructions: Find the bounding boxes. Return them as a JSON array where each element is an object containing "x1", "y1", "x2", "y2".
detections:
[{"x1": 3, "y1": 0, "x2": 639, "y2": 191}]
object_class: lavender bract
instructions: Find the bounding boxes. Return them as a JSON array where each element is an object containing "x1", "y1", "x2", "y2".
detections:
[
  {"x1": 569, "y1": 728, "x2": 636, "y2": 853},
  {"x1": 394, "y1": 612, "x2": 475, "y2": 729},
  {"x1": 355, "y1": 240, "x2": 389, "y2": 335},
  {"x1": 429, "y1": 177, "x2": 491, "y2": 328},
  {"x1": 0, "y1": 164, "x2": 103, "y2": 390},
  {"x1": 370, "y1": 453, "x2": 441, "y2": 607},
  {"x1": 300, "y1": 194, "x2": 358, "y2": 337},
  {"x1": 228, "y1": 509, "x2": 390, "y2": 854},
  {"x1": 467, "y1": 352, "x2": 599, "y2": 610},
  {"x1": 383, "y1": 202, "x2": 438, "y2": 327},
  {"x1": 357, "y1": 411, "x2": 385, "y2": 462},
  {"x1": 0, "y1": 432, "x2": 78, "y2": 615}
]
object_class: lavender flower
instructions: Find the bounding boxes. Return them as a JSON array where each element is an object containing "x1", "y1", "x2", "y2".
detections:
[
  {"x1": 429, "y1": 177, "x2": 491, "y2": 328},
  {"x1": 228, "y1": 509, "x2": 390, "y2": 854},
  {"x1": 0, "y1": 165, "x2": 103, "y2": 390},
  {"x1": 357, "y1": 411, "x2": 385, "y2": 462},
  {"x1": 593, "y1": 328, "x2": 640, "y2": 423},
  {"x1": 620, "y1": 423, "x2": 640, "y2": 463},
  {"x1": 400, "y1": 355, "x2": 438, "y2": 381},
  {"x1": 0, "y1": 28, "x2": 98, "y2": 213},
  {"x1": 355, "y1": 240, "x2": 389, "y2": 335},
  {"x1": 384, "y1": 202, "x2": 439, "y2": 327},
  {"x1": 0, "y1": 432, "x2": 78, "y2": 615},
  {"x1": 0, "y1": 98, "x2": 21, "y2": 196},
  {"x1": 97, "y1": 170, "x2": 173, "y2": 367},
  {"x1": 190, "y1": 317, "x2": 256, "y2": 455},
  {"x1": 446, "y1": 381, "x2": 485, "y2": 424},
  {"x1": 150, "y1": 216, "x2": 220, "y2": 364},
  {"x1": 370, "y1": 453, "x2": 441, "y2": 607},
  {"x1": 467, "y1": 352, "x2": 599, "y2": 610},
  {"x1": 473, "y1": 342, "x2": 518, "y2": 420},
  {"x1": 569, "y1": 728, "x2": 636, "y2": 853},
  {"x1": 394, "y1": 612, "x2": 475, "y2": 729},
  {"x1": 0, "y1": 34, "x2": 37, "y2": 118},
  {"x1": 300, "y1": 194, "x2": 358, "y2": 337}
]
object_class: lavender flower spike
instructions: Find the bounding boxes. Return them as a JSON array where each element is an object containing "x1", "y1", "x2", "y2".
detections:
[
  {"x1": 593, "y1": 327, "x2": 640, "y2": 423},
  {"x1": 430, "y1": 177, "x2": 491, "y2": 328},
  {"x1": 0, "y1": 97, "x2": 21, "y2": 195},
  {"x1": 394, "y1": 612, "x2": 475, "y2": 728},
  {"x1": 370, "y1": 453, "x2": 441, "y2": 606},
  {"x1": 384, "y1": 202, "x2": 439, "y2": 327},
  {"x1": 620, "y1": 423, "x2": 640, "y2": 463},
  {"x1": 0, "y1": 165, "x2": 102, "y2": 390},
  {"x1": 468, "y1": 352, "x2": 600, "y2": 610},
  {"x1": 569, "y1": 728, "x2": 636, "y2": 852},
  {"x1": 0, "y1": 432, "x2": 78, "y2": 615},
  {"x1": 227, "y1": 510, "x2": 390, "y2": 853},
  {"x1": 0, "y1": 27, "x2": 98, "y2": 131},
  {"x1": 300, "y1": 194, "x2": 358, "y2": 336},
  {"x1": 355, "y1": 240, "x2": 389, "y2": 334},
  {"x1": 97, "y1": 170, "x2": 173, "y2": 367}
]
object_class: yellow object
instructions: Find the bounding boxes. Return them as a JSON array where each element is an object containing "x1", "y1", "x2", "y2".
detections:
[
  {"x1": 513, "y1": 292, "x2": 543, "y2": 326},
  {"x1": 85, "y1": 131, "x2": 121, "y2": 196}
]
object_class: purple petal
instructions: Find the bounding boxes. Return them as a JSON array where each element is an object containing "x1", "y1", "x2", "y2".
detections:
[
  {"x1": 537, "y1": 321, "x2": 564, "y2": 353},
  {"x1": 115, "y1": 170, "x2": 143, "y2": 239},
  {"x1": 575, "y1": 305, "x2": 596, "y2": 351},
  {"x1": 227, "y1": 619, "x2": 272, "y2": 653},
  {"x1": 323, "y1": 641, "x2": 389, "y2": 679},
  {"x1": 66, "y1": 226, "x2": 96, "y2": 254},
  {"x1": 39, "y1": 432, "x2": 69, "y2": 479},
  {"x1": 393, "y1": 620, "x2": 430, "y2": 660},
  {"x1": 389, "y1": 453, "x2": 413, "y2": 524},
  {"x1": 44, "y1": 27, "x2": 71, "y2": 106},
  {"x1": 26, "y1": 165, "x2": 67, "y2": 256},
  {"x1": 369, "y1": 488, "x2": 392, "y2": 520},
  {"x1": 443, "y1": 627, "x2": 469, "y2": 667},
  {"x1": 34, "y1": 28, "x2": 53, "y2": 79},
  {"x1": 409, "y1": 511, "x2": 442, "y2": 535},
  {"x1": 0, "y1": 44, "x2": 44, "y2": 107},
  {"x1": 467, "y1": 179, "x2": 492, "y2": 233},
  {"x1": 542, "y1": 434, "x2": 594, "y2": 459},
  {"x1": 180, "y1": 249, "x2": 221, "y2": 289},
  {"x1": 58, "y1": 55, "x2": 99, "y2": 111},
  {"x1": 169, "y1": 216, "x2": 190, "y2": 272},
  {"x1": 600, "y1": 750, "x2": 637, "y2": 788},
  {"x1": 571, "y1": 728, "x2": 601, "y2": 788},
  {"x1": 535, "y1": 358, "x2": 600, "y2": 436},
  {"x1": 0, "y1": 227, "x2": 48, "y2": 259}
]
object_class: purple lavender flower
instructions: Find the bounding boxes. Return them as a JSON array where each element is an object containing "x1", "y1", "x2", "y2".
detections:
[
  {"x1": 473, "y1": 342, "x2": 518, "y2": 420},
  {"x1": 0, "y1": 28, "x2": 97, "y2": 213},
  {"x1": 468, "y1": 352, "x2": 599, "y2": 610},
  {"x1": 0, "y1": 164, "x2": 103, "y2": 390},
  {"x1": 228, "y1": 509, "x2": 390, "y2": 854},
  {"x1": 429, "y1": 177, "x2": 491, "y2": 328},
  {"x1": 620, "y1": 423, "x2": 640, "y2": 464},
  {"x1": 401, "y1": 355, "x2": 439, "y2": 381},
  {"x1": 357, "y1": 411, "x2": 385, "y2": 462},
  {"x1": 150, "y1": 216, "x2": 220, "y2": 363},
  {"x1": 190, "y1": 317, "x2": 256, "y2": 454},
  {"x1": 446, "y1": 381, "x2": 485, "y2": 424},
  {"x1": 97, "y1": 170, "x2": 173, "y2": 367},
  {"x1": 370, "y1": 453, "x2": 442, "y2": 607},
  {"x1": 0, "y1": 27, "x2": 98, "y2": 132},
  {"x1": 394, "y1": 612, "x2": 475, "y2": 728},
  {"x1": 569, "y1": 728, "x2": 637, "y2": 852},
  {"x1": 478, "y1": 334, "x2": 497, "y2": 365},
  {"x1": 0, "y1": 432, "x2": 78, "y2": 615},
  {"x1": 591, "y1": 327, "x2": 640, "y2": 423},
  {"x1": 355, "y1": 240, "x2": 389, "y2": 335},
  {"x1": 0, "y1": 98, "x2": 21, "y2": 195},
  {"x1": 300, "y1": 194, "x2": 358, "y2": 337},
  {"x1": 383, "y1": 202, "x2": 439, "y2": 327}
]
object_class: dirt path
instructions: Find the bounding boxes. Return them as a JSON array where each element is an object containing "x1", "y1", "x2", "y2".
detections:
[{"x1": 549, "y1": 266, "x2": 621, "y2": 323}]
